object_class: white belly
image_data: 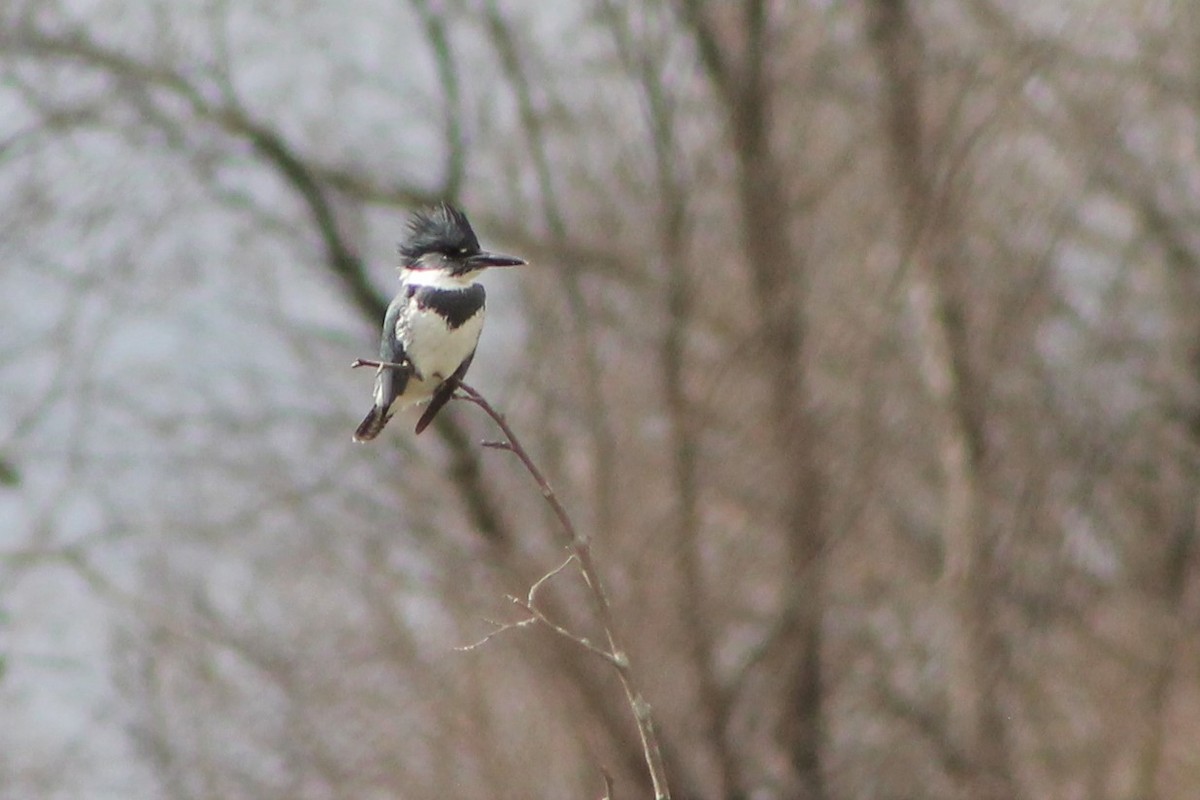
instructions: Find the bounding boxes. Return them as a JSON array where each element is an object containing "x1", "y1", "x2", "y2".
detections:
[{"x1": 396, "y1": 307, "x2": 484, "y2": 406}]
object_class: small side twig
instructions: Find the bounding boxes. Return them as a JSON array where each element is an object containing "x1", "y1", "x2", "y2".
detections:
[
  {"x1": 509, "y1": 592, "x2": 625, "y2": 667},
  {"x1": 452, "y1": 379, "x2": 671, "y2": 800},
  {"x1": 351, "y1": 357, "x2": 423, "y2": 381},
  {"x1": 598, "y1": 767, "x2": 615, "y2": 800},
  {"x1": 351, "y1": 357, "x2": 403, "y2": 370},
  {"x1": 529, "y1": 552, "x2": 577, "y2": 600},
  {"x1": 456, "y1": 553, "x2": 626, "y2": 665},
  {"x1": 455, "y1": 614, "x2": 537, "y2": 652}
]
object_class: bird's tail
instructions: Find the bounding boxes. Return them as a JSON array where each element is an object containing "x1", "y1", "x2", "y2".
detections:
[{"x1": 353, "y1": 405, "x2": 393, "y2": 442}]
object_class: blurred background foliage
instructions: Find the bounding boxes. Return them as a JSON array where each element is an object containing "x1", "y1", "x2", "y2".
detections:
[{"x1": 2, "y1": 1, "x2": 1199, "y2": 798}]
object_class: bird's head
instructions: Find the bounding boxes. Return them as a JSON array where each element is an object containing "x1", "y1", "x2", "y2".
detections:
[{"x1": 399, "y1": 202, "x2": 525, "y2": 277}]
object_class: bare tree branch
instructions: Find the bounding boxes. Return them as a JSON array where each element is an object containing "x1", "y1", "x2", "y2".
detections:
[
  {"x1": 864, "y1": 2, "x2": 1015, "y2": 797},
  {"x1": 452, "y1": 380, "x2": 672, "y2": 800}
]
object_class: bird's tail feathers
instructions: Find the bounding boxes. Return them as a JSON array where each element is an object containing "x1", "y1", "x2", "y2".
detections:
[{"x1": 353, "y1": 405, "x2": 393, "y2": 442}]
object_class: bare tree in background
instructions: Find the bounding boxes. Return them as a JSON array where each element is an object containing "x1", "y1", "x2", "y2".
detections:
[
  {"x1": 3, "y1": 1, "x2": 1200, "y2": 799},
  {"x1": 865, "y1": 2, "x2": 1014, "y2": 796}
]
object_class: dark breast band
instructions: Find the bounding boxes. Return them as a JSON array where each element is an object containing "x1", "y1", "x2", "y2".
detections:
[{"x1": 408, "y1": 283, "x2": 486, "y2": 329}]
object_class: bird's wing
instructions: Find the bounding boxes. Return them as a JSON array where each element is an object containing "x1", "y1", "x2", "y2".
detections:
[
  {"x1": 414, "y1": 348, "x2": 475, "y2": 435},
  {"x1": 374, "y1": 295, "x2": 413, "y2": 407}
]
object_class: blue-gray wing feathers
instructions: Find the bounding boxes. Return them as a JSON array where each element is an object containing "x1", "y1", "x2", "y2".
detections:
[{"x1": 353, "y1": 298, "x2": 411, "y2": 442}]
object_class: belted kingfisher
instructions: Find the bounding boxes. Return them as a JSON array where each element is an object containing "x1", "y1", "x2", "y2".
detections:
[{"x1": 353, "y1": 203, "x2": 525, "y2": 442}]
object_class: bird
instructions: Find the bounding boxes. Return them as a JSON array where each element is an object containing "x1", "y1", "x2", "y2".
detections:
[{"x1": 353, "y1": 203, "x2": 525, "y2": 442}]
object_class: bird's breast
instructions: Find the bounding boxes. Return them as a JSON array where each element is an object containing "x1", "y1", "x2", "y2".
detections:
[{"x1": 398, "y1": 305, "x2": 485, "y2": 400}]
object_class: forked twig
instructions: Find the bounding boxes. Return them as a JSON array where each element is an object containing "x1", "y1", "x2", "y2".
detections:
[
  {"x1": 458, "y1": 556, "x2": 624, "y2": 664},
  {"x1": 452, "y1": 380, "x2": 671, "y2": 800}
]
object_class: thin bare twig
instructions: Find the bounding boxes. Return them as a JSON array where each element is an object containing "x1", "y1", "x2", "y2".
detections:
[
  {"x1": 454, "y1": 614, "x2": 538, "y2": 652},
  {"x1": 452, "y1": 380, "x2": 671, "y2": 800},
  {"x1": 598, "y1": 767, "x2": 615, "y2": 800},
  {"x1": 509, "y1": 597, "x2": 624, "y2": 667},
  {"x1": 457, "y1": 555, "x2": 626, "y2": 665},
  {"x1": 529, "y1": 553, "x2": 578, "y2": 600}
]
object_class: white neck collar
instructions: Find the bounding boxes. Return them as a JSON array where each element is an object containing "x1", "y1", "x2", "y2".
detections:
[{"x1": 401, "y1": 268, "x2": 482, "y2": 291}]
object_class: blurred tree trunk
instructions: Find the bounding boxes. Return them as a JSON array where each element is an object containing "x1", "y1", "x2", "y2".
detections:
[
  {"x1": 1130, "y1": 187, "x2": 1200, "y2": 800},
  {"x1": 676, "y1": 1, "x2": 828, "y2": 796},
  {"x1": 865, "y1": 2, "x2": 1016, "y2": 798}
]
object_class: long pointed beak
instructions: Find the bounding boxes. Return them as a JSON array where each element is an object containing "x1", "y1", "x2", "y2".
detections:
[{"x1": 469, "y1": 251, "x2": 526, "y2": 268}]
